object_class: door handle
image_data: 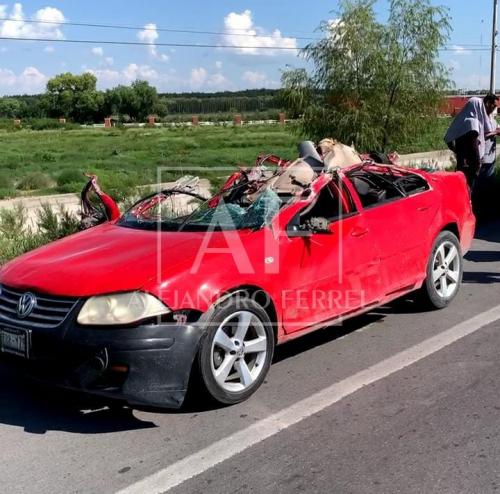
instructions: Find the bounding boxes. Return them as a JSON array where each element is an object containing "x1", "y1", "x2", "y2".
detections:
[
  {"x1": 351, "y1": 227, "x2": 369, "y2": 238},
  {"x1": 417, "y1": 206, "x2": 431, "y2": 212}
]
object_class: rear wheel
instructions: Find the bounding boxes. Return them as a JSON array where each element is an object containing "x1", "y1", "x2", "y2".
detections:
[
  {"x1": 418, "y1": 231, "x2": 463, "y2": 309},
  {"x1": 197, "y1": 298, "x2": 274, "y2": 405}
]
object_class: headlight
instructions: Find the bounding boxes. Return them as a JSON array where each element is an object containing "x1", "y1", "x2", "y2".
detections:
[{"x1": 77, "y1": 291, "x2": 170, "y2": 326}]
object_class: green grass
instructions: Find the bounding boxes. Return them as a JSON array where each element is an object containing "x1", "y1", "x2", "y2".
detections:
[
  {"x1": 0, "y1": 125, "x2": 301, "y2": 200},
  {"x1": 391, "y1": 117, "x2": 450, "y2": 155},
  {"x1": 0, "y1": 119, "x2": 453, "y2": 200}
]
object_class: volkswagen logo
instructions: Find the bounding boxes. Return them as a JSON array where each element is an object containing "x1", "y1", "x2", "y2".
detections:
[{"x1": 17, "y1": 293, "x2": 37, "y2": 319}]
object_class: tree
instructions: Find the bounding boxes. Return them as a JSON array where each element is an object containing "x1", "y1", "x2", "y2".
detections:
[
  {"x1": 130, "y1": 80, "x2": 159, "y2": 121},
  {"x1": 281, "y1": 0, "x2": 451, "y2": 151},
  {"x1": 103, "y1": 81, "x2": 159, "y2": 121},
  {"x1": 0, "y1": 98, "x2": 21, "y2": 118},
  {"x1": 104, "y1": 85, "x2": 135, "y2": 119},
  {"x1": 45, "y1": 72, "x2": 104, "y2": 123}
]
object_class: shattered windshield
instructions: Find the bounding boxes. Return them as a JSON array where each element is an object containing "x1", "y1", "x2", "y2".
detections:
[{"x1": 118, "y1": 188, "x2": 282, "y2": 232}]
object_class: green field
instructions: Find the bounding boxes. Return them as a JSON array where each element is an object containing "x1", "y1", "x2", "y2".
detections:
[{"x1": 0, "y1": 120, "x2": 451, "y2": 201}]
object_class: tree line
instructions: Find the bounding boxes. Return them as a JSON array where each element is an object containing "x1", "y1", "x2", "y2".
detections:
[{"x1": 0, "y1": 74, "x2": 283, "y2": 124}]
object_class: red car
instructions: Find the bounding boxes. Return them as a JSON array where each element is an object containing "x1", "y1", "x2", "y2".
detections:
[{"x1": 0, "y1": 145, "x2": 475, "y2": 408}]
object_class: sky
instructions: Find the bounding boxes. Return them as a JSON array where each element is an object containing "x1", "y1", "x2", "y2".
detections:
[{"x1": 0, "y1": 0, "x2": 497, "y2": 95}]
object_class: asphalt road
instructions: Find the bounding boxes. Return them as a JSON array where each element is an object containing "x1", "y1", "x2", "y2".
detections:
[{"x1": 1, "y1": 221, "x2": 500, "y2": 494}]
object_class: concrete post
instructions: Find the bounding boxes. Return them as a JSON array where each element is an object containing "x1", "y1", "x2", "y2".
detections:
[
  {"x1": 192, "y1": 115, "x2": 199, "y2": 126},
  {"x1": 104, "y1": 117, "x2": 112, "y2": 129},
  {"x1": 234, "y1": 114, "x2": 242, "y2": 126},
  {"x1": 279, "y1": 112, "x2": 286, "y2": 125}
]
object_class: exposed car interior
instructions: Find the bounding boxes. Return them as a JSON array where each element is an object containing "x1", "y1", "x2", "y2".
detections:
[{"x1": 347, "y1": 166, "x2": 430, "y2": 208}]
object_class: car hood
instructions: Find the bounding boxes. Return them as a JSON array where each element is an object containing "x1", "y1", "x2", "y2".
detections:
[{"x1": 0, "y1": 223, "x2": 242, "y2": 297}]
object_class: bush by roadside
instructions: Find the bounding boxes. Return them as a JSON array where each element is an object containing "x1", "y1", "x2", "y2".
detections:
[
  {"x1": 0, "y1": 204, "x2": 80, "y2": 265},
  {"x1": 0, "y1": 118, "x2": 80, "y2": 132}
]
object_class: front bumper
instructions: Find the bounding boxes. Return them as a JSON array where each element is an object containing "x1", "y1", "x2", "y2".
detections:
[{"x1": 0, "y1": 317, "x2": 205, "y2": 409}]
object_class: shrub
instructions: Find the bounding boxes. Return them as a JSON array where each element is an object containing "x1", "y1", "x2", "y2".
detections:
[
  {"x1": 0, "y1": 171, "x2": 13, "y2": 189},
  {"x1": 0, "y1": 205, "x2": 26, "y2": 238},
  {"x1": 17, "y1": 172, "x2": 53, "y2": 191},
  {"x1": 54, "y1": 183, "x2": 81, "y2": 194},
  {"x1": 96, "y1": 171, "x2": 138, "y2": 203},
  {"x1": 0, "y1": 204, "x2": 80, "y2": 265},
  {"x1": 26, "y1": 119, "x2": 80, "y2": 131},
  {"x1": 0, "y1": 188, "x2": 17, "y2": 200},
  {"x1": 37, "y1": 203, "x2": 80, "y2": 239},
  {"x1": 57, "y1": 169, "x2": 84, "y2": 186}
]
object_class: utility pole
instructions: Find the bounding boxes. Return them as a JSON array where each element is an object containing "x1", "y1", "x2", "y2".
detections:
[{"x1": 491, "y1": 0, "x2": 498, "y2": 93}]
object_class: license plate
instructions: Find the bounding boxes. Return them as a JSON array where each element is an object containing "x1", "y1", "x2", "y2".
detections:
[{"x1": 0, "y1": 328, "x2": 30, "y2": 358}]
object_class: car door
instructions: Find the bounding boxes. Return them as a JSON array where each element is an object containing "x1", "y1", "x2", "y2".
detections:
[
  {"x1": 389, "y1": 171, "x2": 437, "y2": 277},
  {"x1": 345, "y1": 168, "x2": 436, "y2": 296},
  {"x1": 279, "y1": 177, "x2": 382, "y2": 333}
]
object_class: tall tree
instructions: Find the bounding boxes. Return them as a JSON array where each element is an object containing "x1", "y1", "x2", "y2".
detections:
[
  {"x1": 281, "y1": 0, "x2": 451, "y2": 151},
  {"x1": 45, "y1": 72, "x2": 104, "y2": 123},
  {"x1": 103, "y1": 80, "x2": 159, "y2": 121},
  {"x1": 130, "y1": 80, "x2": 159, "y2": 121},
  {"x1": 0, "y1": 98, "x2": 21, "y2": 118}
]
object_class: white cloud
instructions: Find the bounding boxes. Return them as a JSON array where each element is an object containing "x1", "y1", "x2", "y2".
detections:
[
  {"x1": 43, "y1": 45, "x2": 54, "y2": 53},
  {"x1": 208, "y1": 73, "x2": 227, "y2": 88},
  {"x1": 0, "y1": 47, "x2": 7, "y2": 53},
  {"x1": 187, "y1": 67, "x2": 230, "y2": 89},
  {"x1": 241, "y1": 70, "x2": 277, "y2": 88},
  {"x1": 137, "y1": 23, "x2": 169, "y2": 62},
  {"x1": 189, "y1": 67, "x2": 207, "y2": 88},
  {"x1": 215, "y1": 60, "x2": 223, "y2": 69},
  {"x1": 242, "y1": 70, "x2": 267, "y2": 85},
  {"x1": 104, "y1": 56, "x2": 114, "y2": 66},
  {"x1": 0, "y1": 65, "x2": 47, "y2": 94},
  {"x1": 91, "y1": 46, "x2": 103, "y2": 57},
  {"x1": 0, "y1": 3, "x2": 65, "y2": 39},
  {"x1": 88, "y1": 63, "x2": 159, "y2": 87},
  {"x1": 451, "y1": 45, "x2": 472, "y2": 56},
  {"x1": 124, "y1": 63, "x2": 158, "y2": 80},
  {"x1": 222, "y1": 10, "x2": 297, "y2": 56}
]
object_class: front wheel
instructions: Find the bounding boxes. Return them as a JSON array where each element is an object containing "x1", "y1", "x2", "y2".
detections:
[
  {"x1": 418, "y1": 230, "x2": 463, "y2": 309},
  {"x1": 197, "y1": 297, "x2": 274, "y2": 405}
]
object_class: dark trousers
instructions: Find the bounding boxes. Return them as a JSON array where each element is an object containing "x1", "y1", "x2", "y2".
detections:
[{"x1": 455, "y1": 132, "x2": 481, "y2": 189}]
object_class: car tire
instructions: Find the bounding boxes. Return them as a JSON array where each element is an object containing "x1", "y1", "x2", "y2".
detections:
[
  {"x1": 418, "y1": 230, "x2": 463, "y2": 310},
  {"x1": 197, "y1": 296, "x2": 274, "y2": 405}
]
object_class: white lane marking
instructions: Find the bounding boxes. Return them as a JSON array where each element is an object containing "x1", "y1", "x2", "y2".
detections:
[{"x1": 118, "y1": 304, "x2": 500, "y2": 494}]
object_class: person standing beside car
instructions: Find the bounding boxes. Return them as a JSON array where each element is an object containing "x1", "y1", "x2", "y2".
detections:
[
  {"x1": 474, "y1": 94, "x2": 499, "y2": 218},
  {"x1": 445, "y1": 96, "x2": 494, "y2": 190}
]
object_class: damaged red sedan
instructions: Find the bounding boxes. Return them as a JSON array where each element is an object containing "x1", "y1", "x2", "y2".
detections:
[{"x1": 0, "y1": 141, "x2": 475, "y2": 408}]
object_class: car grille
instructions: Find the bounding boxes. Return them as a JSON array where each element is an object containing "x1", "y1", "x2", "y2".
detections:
[{"x1": 0, "y1": 285, "x2": 79, "y2": 329}]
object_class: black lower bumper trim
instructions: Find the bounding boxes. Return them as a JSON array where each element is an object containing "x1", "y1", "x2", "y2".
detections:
[{"x1": 1, "y1": 322, "x2": 205, "y2": 409}]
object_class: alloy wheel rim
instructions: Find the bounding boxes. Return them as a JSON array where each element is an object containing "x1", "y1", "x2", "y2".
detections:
[
  {"x1": 210, "y1": 311, "x2": 268, "y2": 393},
  {"x1": 432, "y1": 241, "x2": 460, "y2": 298}
]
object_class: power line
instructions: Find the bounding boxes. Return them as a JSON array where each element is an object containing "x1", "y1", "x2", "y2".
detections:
[
  {"x1": 0, "y1": 16, "x2": 321, "y2": 41},
  {"x1": 0, "y1": 35, "x2": 302, "y2": 50},
  {"x1": 0, "y1": 33, "x2": 494, "y2": 53},
  {"x1": 0, "y1": 15, "x2": 493, "y2": 48}
]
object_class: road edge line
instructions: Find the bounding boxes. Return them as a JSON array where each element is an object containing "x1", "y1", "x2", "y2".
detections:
[{"x1": 117, "y1": 304, "x2": 500, "y2": 494}]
